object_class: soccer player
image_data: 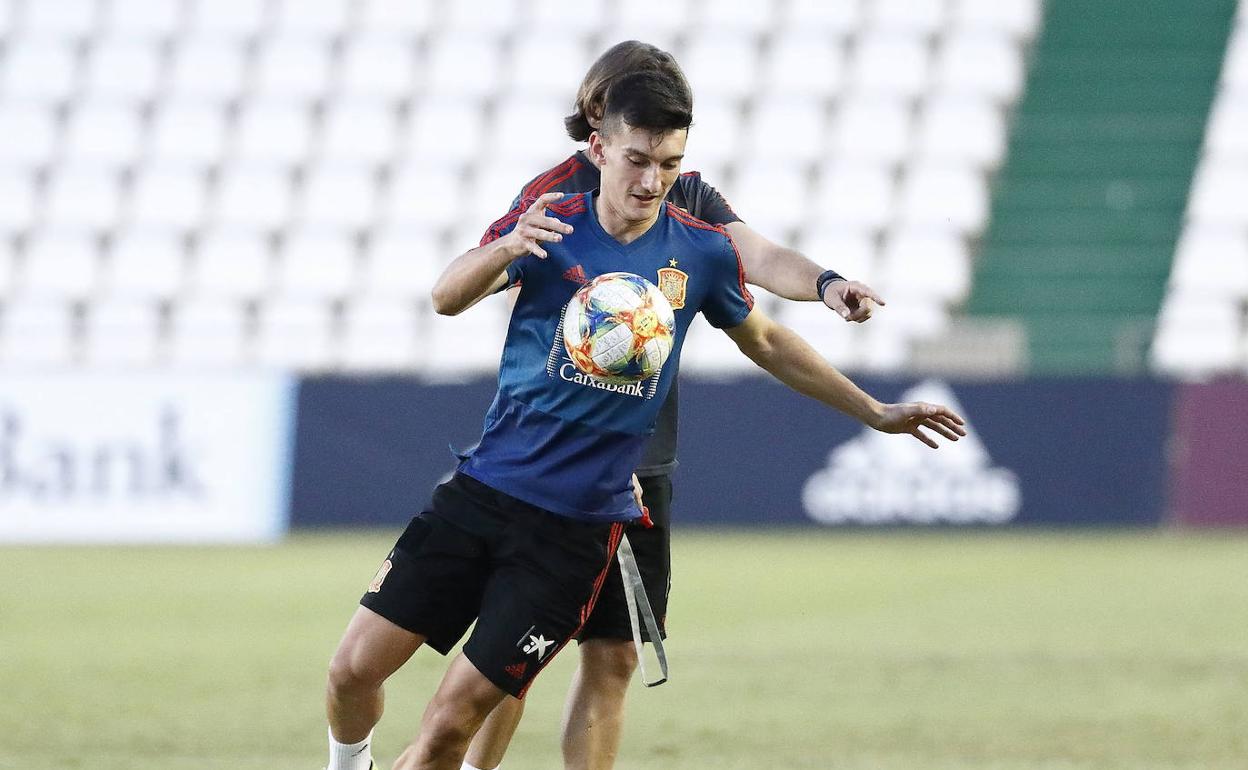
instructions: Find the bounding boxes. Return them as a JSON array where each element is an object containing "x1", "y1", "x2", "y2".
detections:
[
  {"x1": 323, "y1": 69, "x2": 964, "y2": 770},
  {"x1": 464, "y1": 41, "x2": 885, "y2": 770}
]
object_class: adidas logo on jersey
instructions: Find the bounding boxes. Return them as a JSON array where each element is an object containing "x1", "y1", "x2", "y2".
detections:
[{"x1": 562, "y1": 265, "x2": 589, "y2": 285}]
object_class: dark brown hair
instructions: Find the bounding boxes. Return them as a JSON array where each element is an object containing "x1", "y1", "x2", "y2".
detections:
[
  {"x1": 564, "y1": 40, "x2": 690, "y2": 142},
  {"x1": 598, "y1": 70, "x2": 692, "y2": 137}
]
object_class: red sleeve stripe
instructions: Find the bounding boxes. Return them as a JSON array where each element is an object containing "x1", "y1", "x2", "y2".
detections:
[
  {"x1": 479, "y1": 202, "x2": 528, "y2": 246},
  {"x1": 667, "y1": 204, "x2": 753, "y2": 308},
  {"x1": 522, "y1": 155, "x2": 583, "y2": 198},
  {"x1": 517, "y1": 521, "x2": 625, "y2": 699}
]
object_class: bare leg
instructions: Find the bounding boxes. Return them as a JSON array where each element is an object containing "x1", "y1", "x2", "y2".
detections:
[
  {"x1": 392, "y1": 653, "x2": 508, "y2": 770},
  {"x1": 463, "y1": 696, "x2": 525, "y2": 770},
  {"x1": 327, "y1": 605, "x2": 427, "y2": 743},
  {"x1": 560, "y1": 639, "x2": 638, "y2": 770}
]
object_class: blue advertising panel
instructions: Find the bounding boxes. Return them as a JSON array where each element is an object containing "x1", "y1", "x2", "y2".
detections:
[{"x1": 291, "y1": 377, "x2": 1174, "y2": 528}]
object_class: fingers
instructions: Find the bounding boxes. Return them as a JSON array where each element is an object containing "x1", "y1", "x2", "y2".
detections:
[
  {"x1": 846, "y1": 296, "x2": 875, "y2": 323},
  {"x1": 515, "y1": 196, "x2": 575, "y2": 259},
  {"x1": 529, "y1": 191, "x2": 564, "y2": 212},
  {"x1": 921, "y1": 417, "x2": 963, "y2": 442},
  {"x1": 821, "y1": 288, "x2": 852, "y2": 319},
  {"x1": 850, "y1": 282, "x2": 886, "y2": 306},
  {"x1": 909, "y1": 427, "x2": 940, "y2": 449}
]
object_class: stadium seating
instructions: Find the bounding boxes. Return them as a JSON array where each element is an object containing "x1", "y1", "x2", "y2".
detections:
[
  {"x1": 0, "y1": 0, "x2": 1042, "y2": 374},
  {"x1": 1153, "y1": 10, "x2": 1248, "y2": 378}
]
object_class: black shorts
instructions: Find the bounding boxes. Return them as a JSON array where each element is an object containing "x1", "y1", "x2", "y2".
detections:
[
  {"x1": 360, "y1": 473, "x2": 624, "y2": 698},
  {"x1": 578, "y1": 473, "x2": 671, "y2": 643}
]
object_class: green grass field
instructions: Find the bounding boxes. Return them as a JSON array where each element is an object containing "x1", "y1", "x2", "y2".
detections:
[{"x1": 2, "y1": 531, "x2": 1245, "y2": 769}]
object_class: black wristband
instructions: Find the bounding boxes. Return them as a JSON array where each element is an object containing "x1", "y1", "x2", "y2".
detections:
[{"x1": 816, "y1": 269, "x2": 845, "y2": 301}]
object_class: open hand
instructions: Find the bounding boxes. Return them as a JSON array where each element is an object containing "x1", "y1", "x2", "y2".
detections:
[
  {"x1": 872, "y1": 402, "x2": 966, "y2": 448},
  {"x1": 504, "y1": 192, "x2": 575, "y2": 259}
]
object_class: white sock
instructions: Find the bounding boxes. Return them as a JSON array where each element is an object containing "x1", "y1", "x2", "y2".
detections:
[{"x1": 328, "y1": 727, "x2": 374, "y2": 770}]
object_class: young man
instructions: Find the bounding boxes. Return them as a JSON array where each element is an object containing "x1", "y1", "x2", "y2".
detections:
[
  {"x1": 465, "y1": 41, "x2": 886, "y2": 770},
  {"x1": 324, "y1": 70, "x2": 964, "y2": 770}
]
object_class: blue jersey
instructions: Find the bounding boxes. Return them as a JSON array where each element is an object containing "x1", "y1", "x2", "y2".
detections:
[{"x1": 458, "y1": 191, "x2": 754, "y2": 523}]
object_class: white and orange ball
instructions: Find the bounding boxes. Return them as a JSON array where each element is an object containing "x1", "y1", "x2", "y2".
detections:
[{"x1": 563, "y1": 272, "x2": 675, "y2": 384}]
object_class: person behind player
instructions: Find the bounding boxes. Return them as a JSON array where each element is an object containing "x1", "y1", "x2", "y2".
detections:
[
  {"x1": 463, "y1": 40, "x2": 885, "y2": 770},
  {"x1": 323, "y1": 68, "x2": 965, "y2": 770}
]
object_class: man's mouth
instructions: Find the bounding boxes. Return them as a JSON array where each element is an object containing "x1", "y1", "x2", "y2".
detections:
[{"x1": 631, "y1": 193, "x2": 658, "y2": 203}]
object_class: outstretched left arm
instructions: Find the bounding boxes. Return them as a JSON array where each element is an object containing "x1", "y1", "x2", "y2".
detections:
[
  {"x1": 722, "y1": 308, "x2": 966, "y2": 448},
  {"x1": 724, "y1": 221, "x2": 884, "y2": 323}
]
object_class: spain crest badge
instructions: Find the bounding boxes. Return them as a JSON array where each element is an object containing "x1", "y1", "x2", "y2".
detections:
[{"x1": 657, "y1": 264, "x2": 688, "y2": 310}]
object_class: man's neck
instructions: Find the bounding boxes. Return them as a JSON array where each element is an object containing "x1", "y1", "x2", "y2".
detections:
[{"x1": 595, "y1": 194, "x2": 660, "y2": 245}]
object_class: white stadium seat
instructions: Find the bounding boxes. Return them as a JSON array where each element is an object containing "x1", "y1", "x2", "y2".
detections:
[
  {"x1": 1, "y1": 40, "x2": 79, "y2": 102},
  {"x1": 1151, "y1": 292, "x2": 1241, "y2": 379},
  {"x1": 812, "y1": 162, "x2": 897, "y2": 231},
  {"x1": 212, "y1": 167, "x2": 295, "y2": 231},
  {"x1": 697, "y1": 0, "x2": 775, "y2": 33},
  {"x1": 339, "y1": 298, "x2": 422, "y2": 371},
  {"x1": 778, "y1": 0, "x2": 862, "y2": 36},
  {"x1": 679, "y1": 99, "x2": 742, "y2": 171},
  {"x1": 106, "y1": 230, "x2": 187, "y2": 299},
  {"x1": 679, "y1": 316, "x2": 759, "y2": 376},
  {"x1": 360, "y1": 229, "x2": 444, "y2": 300},
  {"x1": 745, "y1": 95, "x2": 828, "y2": 163},
  {"x1": 298, "y1": 166, "x2": 379, "y2": 231},
  {"x1": 406, "y1": 98, "x2": 487, "y2": 166},
  {"x1": 84, "y1": 40, "x2": 164, "y2": 101},
  {"x1": 61, "y1": 101, "x2": 145, "y2": 166},
  {"x1": 190, "y1": 230, "x2": 273, "y2": 298},
  {"x1": 866, "y1": 0, "x2": 947, "y2": 35},
  {"x1": 104, "y1": 0, "x2": 185, "y2": 39},
  {"x1": 772, "y1": 301, "x2": 861, "y2": 369},
  {"x1": 0, "y1": 242, "x2": 15, "y2": 296},
  {"x1": 0, "y1": 173, "x2": 39, "y2": 234},
  {"x1": 254, "y1": 297, "x2": 336, "y2": 369},
  {"x1": 232, "y1": 102, "x2": 315, "y2": 167},
  {"x1": 445, "y1": 0, "x2": 520, "y2": 35},
  {"x1": 878, "y1": 228, "x2": 972, "y2": 303},
  {"x1": 45, "y1": 167, "x2": 124, "y2": 231},
  {"x1": 1169, "y1": 227, "x2": 1248, "y2": 298},
  {"x1": 424, "y1": 33, "x2": 503, "y2": 99},
  {"x1": 1187, "y1": 165, "x2": 1248, "y2": 225},
  {"x1": 507, "y1": 36, "x2": 590, "y2": 97},
  {"x1": 683, "y1": 32, "x2": 759, "y2": 101},
  {"x1": 166, "y1": 297, "x2": 250, "y2": 367},
  {"x1": 23, "y1": 0, "x2": 101, "y2": 40},
  {"x1": 796, "y1": 229, "x2": 878, "y2": 284},
  {"x1": 832, "y1": 95, "x2": 913, "y2": 163},
  {"x1": 271, "y1": 0, "x2": 352, "y2": 37},
  {"x1": 0, "y1": 103, "x2": 59, "y2": 168},
  {"x1": 935, "y1": 33, "x2": 1024, "y2": 101},
  {"x1": 488, "y1": 96, "x2": 580, "y2": 166},
  {"x1": 128, "y1": 167, "x2": 209, "y2": 231},
  {"x1": 167, "y1": 40, "x2": 248, "y2": 100},
  {"x1": 275, "y1": 229, "x2": 359, "y2": 299},
  {"x1": 1221, "y1": 26, "x2": 1248, "y2": 91},
  {"x1": 150, "y1": 99, "x2": 230, "y2": 166},
  {"x1": 850, "y1": 31, "x2": 931, "y2": 99},
  {"x1": 724, "y1": 162, "x2": 810, "y2": 237},
  {"x1": 898, "y1": 164, "x2": 988, "y2": 234},
  {"x1": 916, "y1": 96, "x2": 1006, "y2": 168},
  {"x1": 0, "y1": 299, "x2": 77, "y2": 367},
  {"x1": 1205, "y1": 97, "x2": 1248, "y2": 162},
  {"x1": 356, "y1": 0, "x2": 434, "y2": 38},
  {"x1": 762, "y1": 31, "x2": 847, "y2": 98},
  {"x1": 84, "y1": 297, "x2": 163, "y2": 366},
  {"x1": 253, "y1": 36, "x2": 334, "y2": 101},
  {"x1": 951, "y1": 0, "x2": 1043, "y2": 40},
  {"x1": 22, "y1": 231, "x2": 101, "y2": 299},
  {"x1": 381, "y1": 164, "x2": 467, "y2": 230},
  {"x1": 612, "y1": 0, "x2": 692, "y2": 36},
  {"x1": 527, "y1": 0, "x2": 608, "y2": 35},
  {"x1": 186, "y1": 0, "x2": 271, "y2": 38},
  {"x1": 338, "y1": 37, "x2": 419, "y2": 101}
]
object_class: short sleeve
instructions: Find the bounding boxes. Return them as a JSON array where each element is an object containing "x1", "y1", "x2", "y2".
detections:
[
  {"x1": 479, "y1": 197, "x2": 533, "y2": 289},
  {"x1": 679, "y1": 172, "x2": 742, "y2": 227},
  {"x1": 700, "y1": 231, "x2": 755, "y2": 329}
]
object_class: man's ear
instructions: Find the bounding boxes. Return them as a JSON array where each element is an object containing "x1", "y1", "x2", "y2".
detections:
[{"x1": 587, "y1": 130, "x2": 607, "y2": 165}]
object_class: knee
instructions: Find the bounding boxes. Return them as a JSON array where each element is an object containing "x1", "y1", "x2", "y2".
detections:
[
  {"x1": 582, "y1": 640, "x2": 639, "y2": 684},
  {"x1": 419, "y1": 697, "x2": 483, "y2": 754},
  {"x1": 327, "y1": 646, "x2": 385, "y2": 695}
]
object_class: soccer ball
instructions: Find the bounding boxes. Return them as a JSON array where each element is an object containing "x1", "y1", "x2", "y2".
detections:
[{"x1": 563, "y1": 272, "x2": 676, "y2": 384}]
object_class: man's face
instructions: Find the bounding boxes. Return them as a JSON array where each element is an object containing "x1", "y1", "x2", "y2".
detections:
[{"x1": 590, "y1": 122, "x2": 687, "y2": 226}]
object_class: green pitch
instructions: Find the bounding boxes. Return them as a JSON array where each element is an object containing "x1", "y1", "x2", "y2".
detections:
[{"x1": 2, "y1": 531, "x2": 1245, "y2": 769}]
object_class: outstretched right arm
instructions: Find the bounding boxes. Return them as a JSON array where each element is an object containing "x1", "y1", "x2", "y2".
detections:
[{"x1": 431, "y1": 192, "x2": 573, "y2": 315}]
